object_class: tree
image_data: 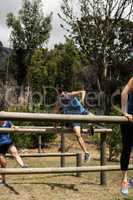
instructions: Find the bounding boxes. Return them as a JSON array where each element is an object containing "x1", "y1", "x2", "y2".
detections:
[
  {"x1": 29, "y1": 39, "x2": 83, "y2": 110},
  {"x1": 59, "y1": 0, "x2": 133, "y2": 114},
  {"x1": 6, "y1": 0, "x2": 52, "y2": 90}
]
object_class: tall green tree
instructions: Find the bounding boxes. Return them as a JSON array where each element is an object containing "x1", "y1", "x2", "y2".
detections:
[
  {"x1": 6, "y1": 0, "x2": 52, "y2": 90},
  {"x1": 59, "y1": 0, "x2": 133, "y2": 114},
  {"x1": 30, "y1": 40, "x2": 83, "y2": 109},
  {"x1": 59, "y1": 0, "x2": 133, "y2": 160}
]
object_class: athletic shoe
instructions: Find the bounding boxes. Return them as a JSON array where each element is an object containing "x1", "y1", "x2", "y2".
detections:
[
  {"x1": 21, "y1": 164, "x2": 28, "y2": 168},
  {"x1": 84, "y1": 152, "x2": 91, "y2": 162},
  {"x1": 121, "y1": 180, "x2": 128, "y2": 196},
  {"x1": 0, "y1": 180, "x2": 5, "y2": 186}
]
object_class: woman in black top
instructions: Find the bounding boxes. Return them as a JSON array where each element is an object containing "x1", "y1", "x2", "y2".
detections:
[{"x1": 121, "y1": 77, "x2": 133, "y2": 195}]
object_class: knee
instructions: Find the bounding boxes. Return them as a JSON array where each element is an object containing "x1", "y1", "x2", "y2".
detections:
[
  {"x1": 75, "y1": 132, "x2": 82, "y2": 139},
  {"x1": 11, "y1": 150, "x2": 19, "y2": 158},
  {"x1": 0, "y1": 155, "x2": 7, "y2": 167}
]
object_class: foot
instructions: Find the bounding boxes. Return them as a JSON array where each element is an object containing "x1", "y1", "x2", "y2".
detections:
[
  {"x1": 121, "y1": 180, "x2": 128, "y2": 196},
  {"x1": 0, "y1": 179, "x2": 5, "y2": 186},
  {"x1": 21, "y1": 164, "x2": 28, "y2": 168},
  {"x1": 84, "y1": 152, "x2": 91, "y2": 162}
]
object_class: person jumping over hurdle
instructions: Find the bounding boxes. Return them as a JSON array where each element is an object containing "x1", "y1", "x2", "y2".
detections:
[{"x1": 54, "y1": 88, "x2": 94, "y2": 162}]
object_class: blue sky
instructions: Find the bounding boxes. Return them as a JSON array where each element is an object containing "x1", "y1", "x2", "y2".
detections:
[{"x1": 0, "y1": 0, "x2": 66, "y2": 48}]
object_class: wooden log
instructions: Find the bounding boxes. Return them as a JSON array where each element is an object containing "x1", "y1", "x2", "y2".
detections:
[
  {"x1": 100, "y1": 133, "x2": 107, "y2": 185},
  {"x1": 6, "y1": 152, "x2": 78, "y2": 157},
  {"x1": 76, "y1": 153, "x2": 82, "y2": 177},
  {"x1": 0, "y1": 127, "x2": 112, "y2": 134},
  {"x1": 0, "y1": 128, "x2": 46, "y2": 133},
  {"x1": 38, "y1": 135, "x2": 42, "y2": 153},
  {"x1": 0, "y1": 165, "x2": 133, "y2": 174},
  {"x1": 0, "y1": 112, "x2": 129, "y2": 123},
  {"x1": 60, "y1": 132, "x2": 65, "y2": 167},
  {"x1": 19, "y1": 126, "x2": 112, "y2": 133}
]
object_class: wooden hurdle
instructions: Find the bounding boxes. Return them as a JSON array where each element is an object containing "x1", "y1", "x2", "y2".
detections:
[
  {"x1": 0, "y1": 112, "x2": 128, "y2": 185},
  {"x1": 0, "y1": 127, "x2": 112, "y2": 134},
  {"x1": 0, "y1": 112, "x2": 129, "y2": 123},
  {"x1": 6, "y1": 152, "x2": 79, "y2": 157},
  {"x1": 0, "y1": 126, "x2": 112, "y2": 181},
  {"x1": 6, "y1": 152, "x2": 82, "y2": 177},
  {"x1": 0, "y1": 165, "x2": 133, "y2": 174}
]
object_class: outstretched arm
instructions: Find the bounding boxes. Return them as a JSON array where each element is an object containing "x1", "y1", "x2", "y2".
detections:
[
  {"x1": 121, "y1": 77, "x2": 133, "y2": 121},
  {"x1": 67, "y1": 90, "x2": 86, "y2": 104}
]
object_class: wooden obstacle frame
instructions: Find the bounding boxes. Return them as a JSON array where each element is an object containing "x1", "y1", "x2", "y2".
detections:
[{"x1": 0, "y1": 112, "x2": 130, "y2": 185}]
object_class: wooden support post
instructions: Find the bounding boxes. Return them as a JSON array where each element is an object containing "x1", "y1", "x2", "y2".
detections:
[
  {"x1": 100, "y1": 133, "x2": 107, "y2": 185},
  {"x1": 76, "y1": 153, "x2": 82, "y2": 177},
  {"x1": 60, "y1": 132, "x2": 65, "y2": 167},
  {"x1": 38, "y1": 135, "x2": 42, "y2": 153}
]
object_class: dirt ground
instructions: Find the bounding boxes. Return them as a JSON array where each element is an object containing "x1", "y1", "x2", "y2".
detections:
[{"x1": 1, "y1": 136, "x2": 133, "y2": 200}]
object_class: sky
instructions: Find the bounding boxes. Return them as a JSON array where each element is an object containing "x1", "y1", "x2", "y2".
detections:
[{"x1": 0, "y1": 0, "x2": 67, "y2": 48}]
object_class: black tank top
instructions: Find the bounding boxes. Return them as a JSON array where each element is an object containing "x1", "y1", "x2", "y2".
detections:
[{"x1": 128, "y1": 92, "x2": 133, "y2": 114}]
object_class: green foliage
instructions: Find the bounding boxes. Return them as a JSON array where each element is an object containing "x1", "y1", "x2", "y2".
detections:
[
  {"x1": 6, "y1": 0, "x2": 52, "y2": 86},
  {"x1": 29, "y1": 39, "x2": 84, "y2": 110},
  {"x1": 60, "y1": 0, "x2": 133, "y2": 114},
  {"x1": 107, "y1": 109, "x2": 122, "y2": 160},
  {"x1": 7, "y1": 0, "x2": 52, "y2": 50},
  {"x1": 8, "y1": 105, "x2": 57, "y2": 149}
]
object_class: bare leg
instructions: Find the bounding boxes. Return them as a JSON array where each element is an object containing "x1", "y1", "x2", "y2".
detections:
[
  {"x1": 73, "y1": 126, "x2": 88, "y2": 153},
  {"x1": 0, "y1": 154, "x2": 7, "y2": 182},
  {"x1": 122, "y1": 170, "x2": 128, "y2": 182},
  {"x1": 8, "y1": 145, "x2": 25, "y2": 167}
]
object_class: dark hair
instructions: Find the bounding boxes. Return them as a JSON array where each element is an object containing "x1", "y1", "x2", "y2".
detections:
[{"x1": 57, "y1": 87, "x2": 63, "y2": 94}]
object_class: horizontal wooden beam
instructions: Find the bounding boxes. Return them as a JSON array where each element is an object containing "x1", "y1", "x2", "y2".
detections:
[
  {"x1": 6, "y1": 152, "x2": 78, "y2": 157},
  {"x1": 0, "y1": 127, "x2": 112, "y2": 134},
  {"x1": 20, "y1": 126, "x2": 113, "y2": 133},
  {"x1": 0, "y1": 165, "x2": 133, "y2": 174},
  {"x1": 0, "y1": 128, "x2": 46, "y2": 133},
  {"x1": 0, "y1": 112, "x2": 129, "y2": 123}
]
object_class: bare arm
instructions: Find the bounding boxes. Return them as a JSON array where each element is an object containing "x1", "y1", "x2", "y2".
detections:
[
  {"x1": 53, "y1": 103, "x2": 60, "y2": 130},
  {"x1": 67, "y1": 90, "x2": 86, "y2": 104},
  {"x1": 53, "y1": 102, "x2": 60, "y2": 114},
  {"x1": 121, "y1": 77, "x2": 133, "y2": 121}
]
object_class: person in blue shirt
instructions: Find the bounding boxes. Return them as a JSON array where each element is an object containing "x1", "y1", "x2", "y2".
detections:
[
  {"x1": 55, "y1": 88, "x2": 94, "y2": 162},
  {"x1": 0, "y1": 120, "x2": 27, "y2": 184}
]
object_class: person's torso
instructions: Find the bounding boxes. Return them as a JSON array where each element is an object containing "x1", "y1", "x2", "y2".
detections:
[
  {"x1": 0, "y1": 121, "x2": 12, "y2": 145},
  {"x1": 58, "y1": 94, "x2": 85, "y2": 114},
  {"x1": 128, "y1": 92, "x2": 133, "y2": 114}
]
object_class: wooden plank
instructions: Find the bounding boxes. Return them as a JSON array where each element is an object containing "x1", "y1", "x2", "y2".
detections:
[
  {"x1": 6, "y1": 153, "x2": 78, "y2": 157},
  {"x1": 0, "y1": 127, "x2": 112, "y2": 134},
  {"x1": 0, "y1": 165, "x2": 133, "y2": 174},
  {"x1": 0, "y1": 112, "x2": 129, "y2": 123}
]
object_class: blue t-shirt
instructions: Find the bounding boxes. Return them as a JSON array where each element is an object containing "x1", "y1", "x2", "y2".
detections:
[
  {"x1": 0, "y1": 121, "x2": 13, "y2": 145},
  {"x1": 58, "y1": 94, "x2": 86, "y2": 114}
]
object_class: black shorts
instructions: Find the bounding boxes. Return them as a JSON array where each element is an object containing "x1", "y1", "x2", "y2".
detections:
[
  {"x1": 63, "y1": 110, "x2": 89, "y2": 128},
  {"x1": 0, "y1": 142, "x2": 13, "y2": 155}
]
